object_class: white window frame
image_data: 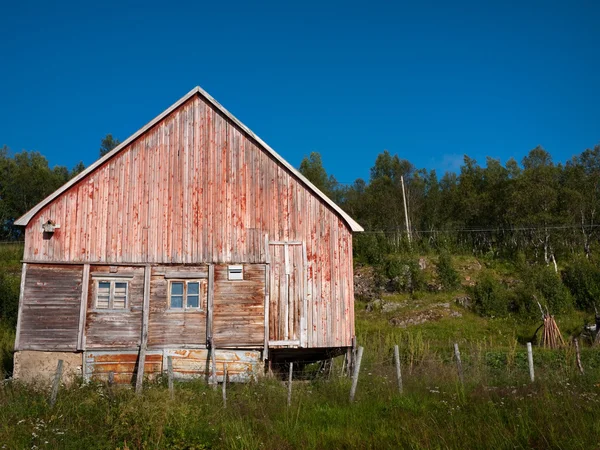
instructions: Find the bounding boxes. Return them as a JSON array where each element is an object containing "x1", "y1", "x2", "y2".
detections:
[
  {"x1": 93, "y1": 277, "x2": 131, "y2": 311},
  {"x1": 168, "y1": 279, "x2": 204, "y2": 312},
  {"x1": 228, "y1": 265, "x2": 244, "y2": 281}
]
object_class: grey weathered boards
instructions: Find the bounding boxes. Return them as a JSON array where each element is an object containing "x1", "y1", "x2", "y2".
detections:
[{"x1": 12, "y1": 86, "x2": 363, "y2": 384}]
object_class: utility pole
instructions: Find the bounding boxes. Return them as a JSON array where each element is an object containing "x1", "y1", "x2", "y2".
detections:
[{"x1": 401, "y1": 175, "x2": 412, "y2": 245}]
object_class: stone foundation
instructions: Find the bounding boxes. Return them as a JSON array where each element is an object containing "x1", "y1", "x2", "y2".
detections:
[{"x1": 13, "y1": 351, "x2": 82, "y2": 385}]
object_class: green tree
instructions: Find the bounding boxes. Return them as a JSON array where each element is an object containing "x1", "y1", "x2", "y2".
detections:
[
  {"x1": 99, "y1": 133, "x2": 121, "y2": 157},
  {"x1": 298, "y1": 152, "x2": 339, "y2": 200}
]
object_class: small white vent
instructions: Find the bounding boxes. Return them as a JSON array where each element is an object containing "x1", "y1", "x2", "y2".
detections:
[{"x1": 228, "y1": 265, "x2": 243, "y2": 281}]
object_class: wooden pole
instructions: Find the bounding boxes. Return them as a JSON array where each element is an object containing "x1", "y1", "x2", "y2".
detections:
[
  {"x1": 287, "y1": 362, "x2": 293, "y2": 407},
  {"x1": 527, "y1": 342, "x2": 535, "y2": 382},
  {"x1": 574, "y1": 339, "x2": 584, "y2": 375},
  {"x1": 401, "y1": 175, "x2": 412, "y2": 245},
  {"x1": 349, "y1": 346, "x2": 364, "y2": 402},
  {"x1": 393, "y1": 345, "x2": 403, "y2": 394},
  {"x1": 210, "y1": 347, "x2": 217, "y2": 390},
  {"x1": 167, "y1": 356, "x2": 174, "y2": 399},
  {"x1": 453, "y1": 343, "x2": 464, "y2": 385},
  {"x1": 49, "y1": 359, "x2": 64, "y2": 407},
  {"x1": 222, "y1": 363, "x2": 228, "y2": 408},
  {"x1": 340, "y1": 353, "x2": 347, "y2": 377},
  {"x1": 136, "y1": 265, "x2": 151, "y2": 394}
]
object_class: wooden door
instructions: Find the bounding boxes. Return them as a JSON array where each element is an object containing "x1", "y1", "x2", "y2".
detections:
[{"x1": 268, "y1": 242, "x2": 307, "y2": 347}]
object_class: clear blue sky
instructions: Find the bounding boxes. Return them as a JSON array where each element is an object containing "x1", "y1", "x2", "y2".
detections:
[{"x1": 1, "y1": 0, "x2": 599, "y2": 183}]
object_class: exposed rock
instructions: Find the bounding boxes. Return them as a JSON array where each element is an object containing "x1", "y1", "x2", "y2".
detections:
[
  {"x1": 354, "y1": 265, "x2": 381, "y2": 301},
  {"x1": 454, "y1": 295, "x2": 472, "y2": 309},
  {"x1": 366, "y1": 299, "x2": 407, "y2": 313}
]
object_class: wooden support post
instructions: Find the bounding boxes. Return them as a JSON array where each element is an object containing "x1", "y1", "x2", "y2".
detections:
[
  {"x1": 136, "y1": 265, "x2": 151, "y2": 394},
  {"x1": 453, "y1": 343, "x2": 464, "y2": 385},
  {"x1": 340, "y1": 353, "x2": 347, "y2": 377},
  {"x1": 108, "y1": 371, "x2": 114, "y2": 386},
  {"x1": 394, "y1": 345, "x2": 403, "y2": 394},
  {"x1": 77, "y1": 263, "x2": 90, "y2": 351},
  {"x1": 527, "y1": 342, "x2": 535, "y2": 382},
  {"x1": 49, "y1": 359, "x2": 64, "y2": 407},
  {"x1": 210, "y1": 346, "x2": 217, "y2": 389},
  {"x1": 13, "y1": 263, "x2": 27, "y2": 351},
  {"x1": 574, "y1": 339, "x2": 584, "y2": 375},
  {"x1": 349, "y1": 346, "x2": 364, "y2": 403},
  {"x1": 222, "y1": 363, "x2": 228, "y2": 408},
  {"x1": 287, "y1": 362, "x2": 293, "y2": 407},
  {"x1": 167, "y1": 356, "x2": 174, "y2": 399}
]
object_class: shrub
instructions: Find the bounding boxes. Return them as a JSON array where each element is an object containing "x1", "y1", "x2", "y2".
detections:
[
  {"x1": 562, "y1": 258, "x2": 600, "y2": 311},
  {"x1": 471, "y1": 272, "x2": 511, "y2": 317},
  {"x1": 0, "y1": 272, "x2": 19, "y2": 327},
  {"x1": 436, "y1": 252, "x2": 459, "y2": 291},
  {"x1": 513, "y1": 265, "x2": 572, "y2": 317},
  {"x1": 384, "y1": 255, "x2": 425, "y2": 294}
]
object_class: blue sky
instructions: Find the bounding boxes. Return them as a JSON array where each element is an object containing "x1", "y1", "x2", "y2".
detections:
[{"x1": 1, "y1": 0, "x2": 599, "y2": 183}]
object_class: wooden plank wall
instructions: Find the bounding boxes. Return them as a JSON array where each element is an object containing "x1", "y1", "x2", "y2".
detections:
[
  {"x1": 148, "y1": 265, "x2": 208, "y2": 348},
  {"x1": 85, "y1": 266, "x2": 144, "y2": 349},
  {"x1": 213, "y1": 264, "x2": 265, "y2": 347},
  {"x1": 23, "y1": 94, "x2": 355, "y2": 348},
  {"x1": 18, "y1": 265, "x2": 82, "y2": 351}
]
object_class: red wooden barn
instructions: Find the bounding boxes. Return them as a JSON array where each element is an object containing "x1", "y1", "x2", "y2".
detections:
[{"x1": 12, "y1": 86, "x2": 363, "y2": 384}]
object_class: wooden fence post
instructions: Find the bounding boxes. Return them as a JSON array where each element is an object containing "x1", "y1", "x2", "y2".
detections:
[
  {"x1": 49, "y1": 359, "x2": 64, "y2": 407},
  {"x1": 394, "y1": 345, "x2": 403, "y2": 394},
  {"x1": 222, "y1": 363, "x2": 228, "y2": 408},
  {"x1": 167, "y1": 356, "x2": 174, "y2": 399},
  {"x1": 287, "y1": 362, "x2": 293, "y2": 407},
  {"x1": 574, "y1": 339, "x2": 584, "y2": 375},
  {"x1": 349, "y1": 346, "x2": 364, "y2": 403},
  {"x1": 453, "y1": 343, "x2": 464, "y2": 385},
  {"x1": 527, "y1": 342, "x2": 535, "y2": 382}
]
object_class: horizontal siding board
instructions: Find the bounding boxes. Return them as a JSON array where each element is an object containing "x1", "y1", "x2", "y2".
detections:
[{"x1": 18, "y1": 265, "x2": 82, "y2": 351}]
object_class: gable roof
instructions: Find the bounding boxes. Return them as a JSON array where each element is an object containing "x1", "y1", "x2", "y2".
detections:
[{"x1": 15, "y1": 86, "x2": 363, "y2": 232}]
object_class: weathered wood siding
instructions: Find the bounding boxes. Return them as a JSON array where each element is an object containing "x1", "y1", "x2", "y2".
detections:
[
  {"x1": 85, "y1": 265, "x2": 144, "y2": 349},
  {"x1": 213, "y1": 264, "x2": 265, "y2": 347},
  {"x1": 22, "y1": 93, "x2": 355, "y2": 348},
  {"x1": 148, "y1": 265, "x2": 208, "y2": 348},
  {"x1": 84, "y1": 348, "x2": 261, "y2": 384},
  {"x1": 18, "y1": 265, "x2": 82, "y2": 351}
]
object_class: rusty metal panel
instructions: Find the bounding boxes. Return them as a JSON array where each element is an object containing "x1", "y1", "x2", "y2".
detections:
[
  {"x1": 165, "y1": 348, "x2": 262, "y2": 383},
  {"x1": 85, "y1": 351, "x2": 163, "y2": 383},
  {"x1": 18, "y1": 264, "x2": 82, "y2": 351},
  {"x1": 22, "y1": 93, "x2": 356, "y2": 349}
]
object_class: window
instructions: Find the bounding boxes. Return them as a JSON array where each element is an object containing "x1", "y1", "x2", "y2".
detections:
[
  {"x1": 95, "y1": 279, "x2": 129, "y2": 310},
  {"x1": 228, "y1": 265, "x2": 243, "y2": 281},
  {"x1": 169, "y1": 280, "x2": 203, "y2": 310}
]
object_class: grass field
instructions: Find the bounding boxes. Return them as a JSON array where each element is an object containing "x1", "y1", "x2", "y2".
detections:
[{"x1": 1, "y1": 251, "x2": 600, "y2": 448}]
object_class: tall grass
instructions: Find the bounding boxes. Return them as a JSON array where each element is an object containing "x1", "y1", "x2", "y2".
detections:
[{"x1": 0, "y1": 359, "x2": 599, "y2": 449}]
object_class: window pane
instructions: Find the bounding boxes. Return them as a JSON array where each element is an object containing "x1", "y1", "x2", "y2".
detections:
[
  {"x1": 97, "y1": 296, "x2": 110, "y2": 309},
  {"x1": 98, "y1": 281, "x2": 110, "y2": 294},
  {"x1": 171, "y1": 282, "x2": 183, "y2": 296},
  {"x1": 113, "y1": 296, "x2": 126, "y2": 309},
  {"x1": 188, "y1": 282, "x2": 199, "y2": 295},
  {"x1": 114, "y1": 282, "x2": 127, "y2": 295},
  {"x1": 187, "y1": 295, "x2": 199, "y2": 308},
  {"x1": 171, "y1": 295, "x2": 183, "y2": 309}
]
